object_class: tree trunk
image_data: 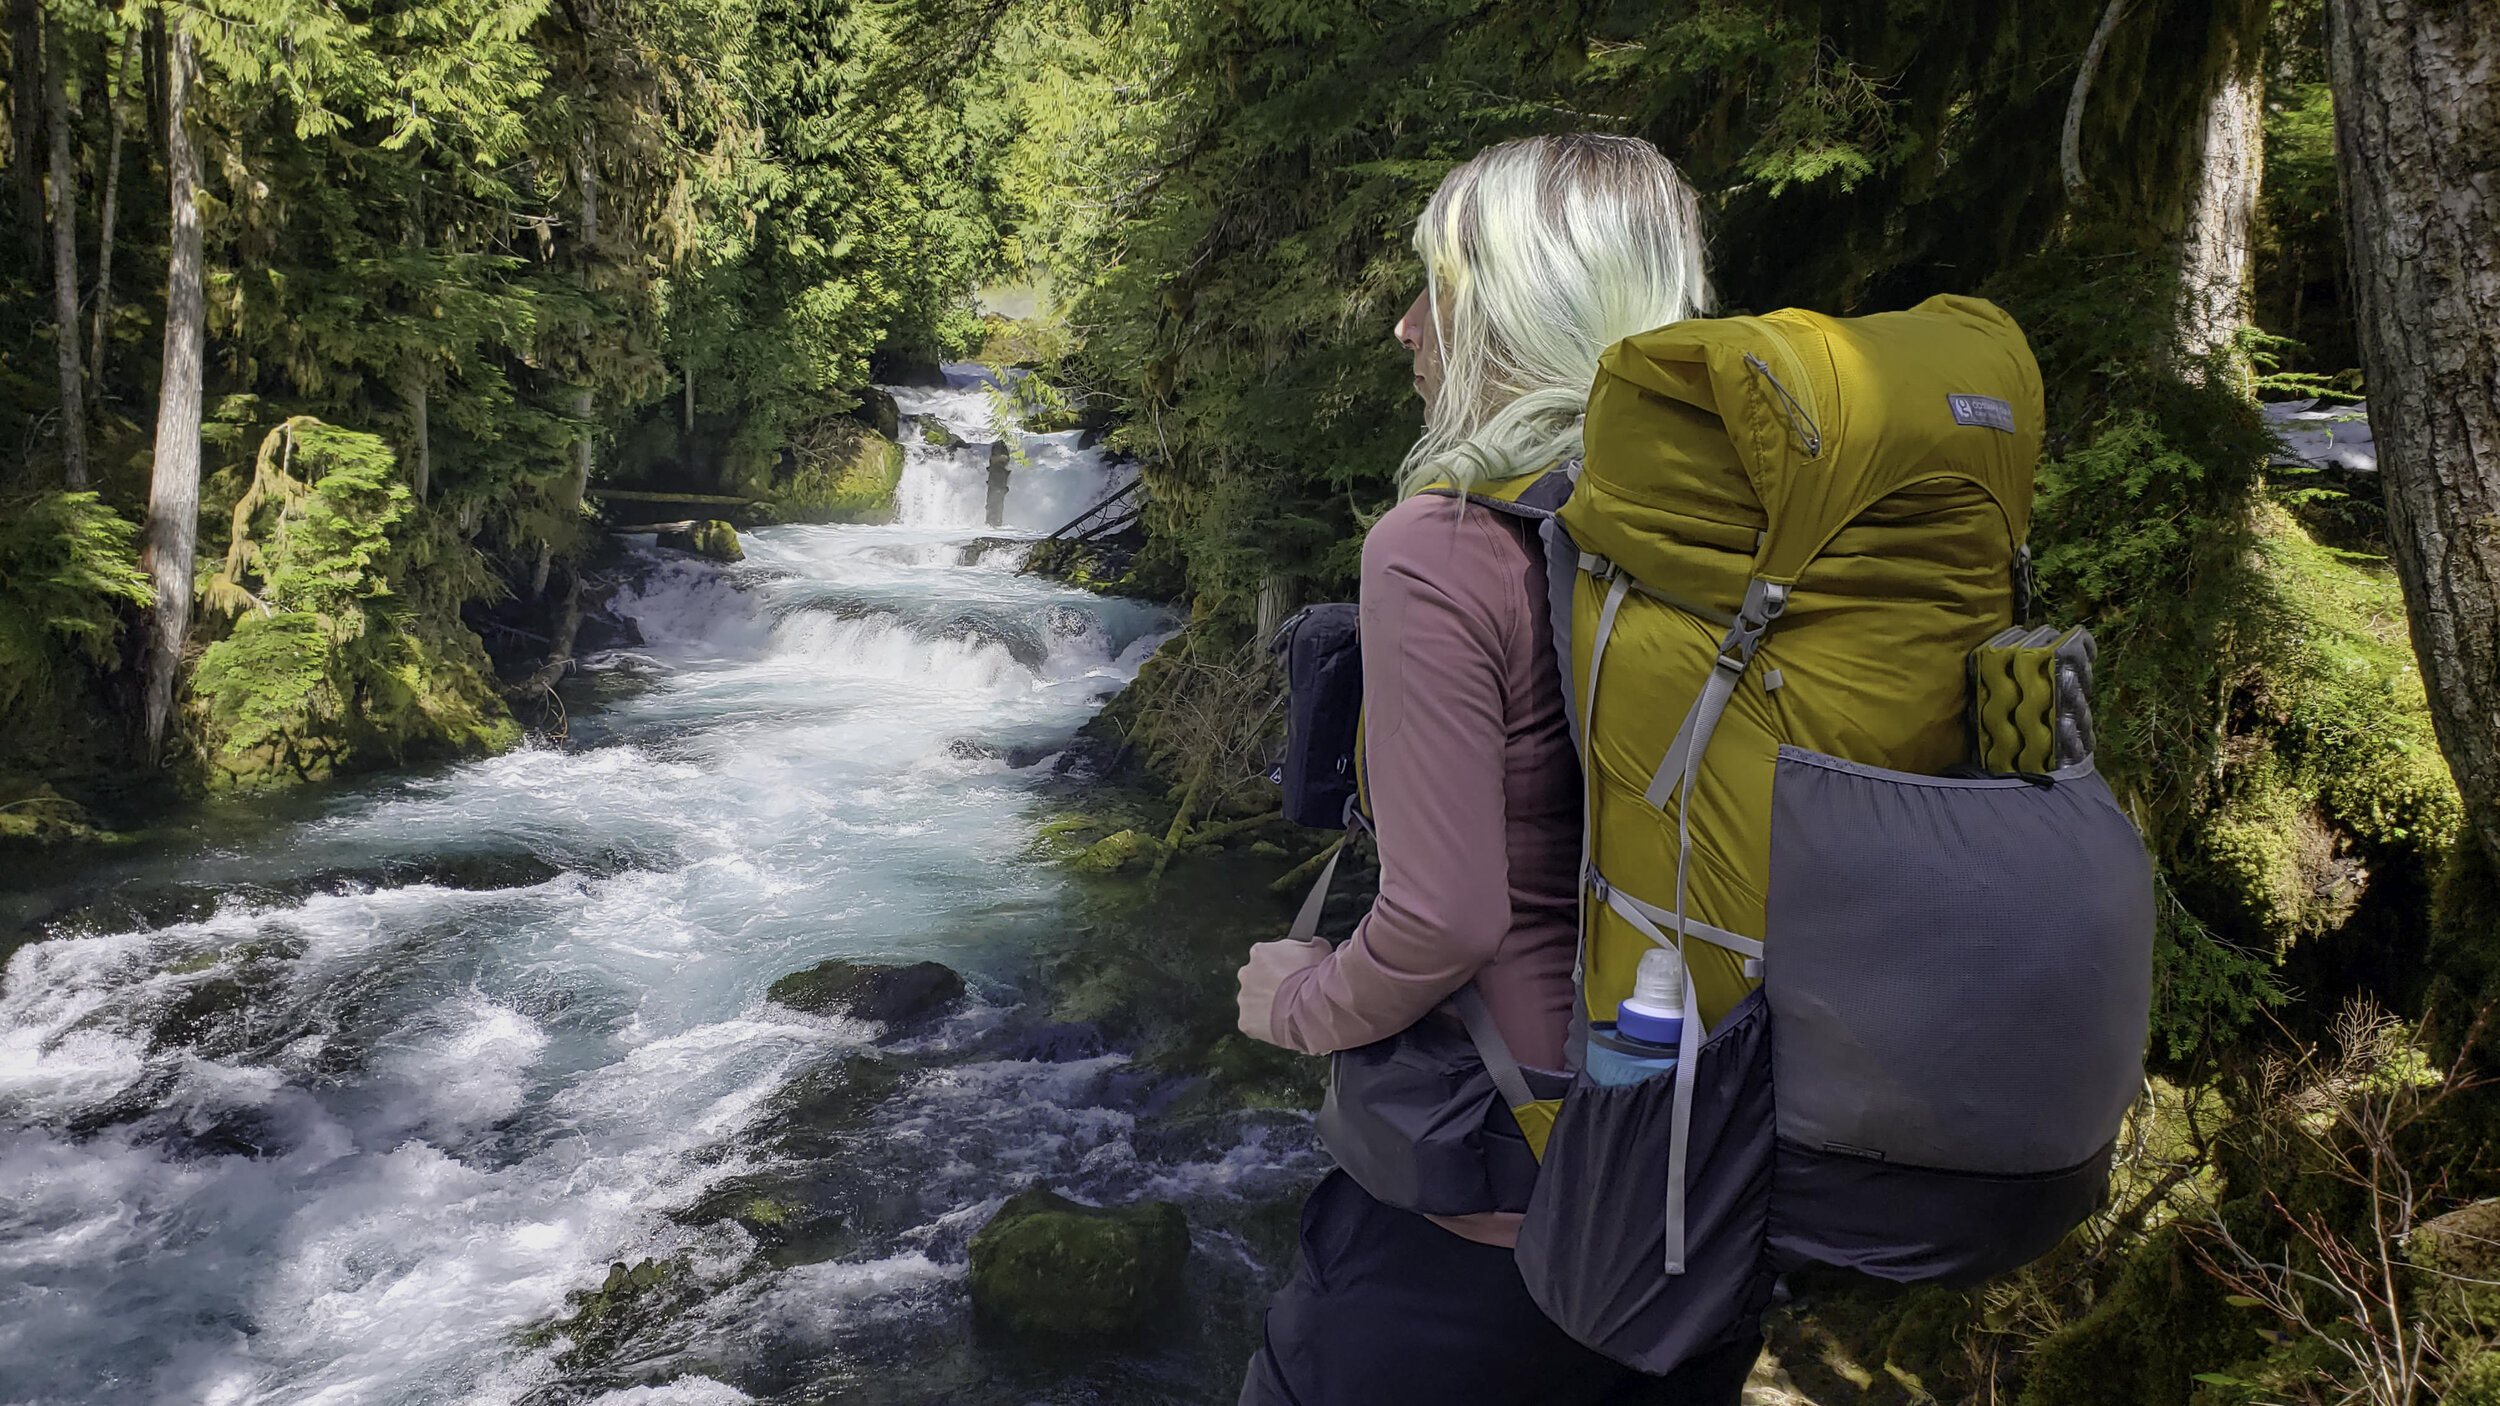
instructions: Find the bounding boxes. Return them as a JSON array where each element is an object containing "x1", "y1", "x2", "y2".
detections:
[
  {"x1": 44, "y1": 20, "x2": 87, "y2": 487},
  {"x1": 2326, "y1": 0, "x2": 2500, "y2": 870},
  {"x1": 2061, "y1": 0, "x2": 2129, "y2": 202},
  {"x1": 140, "y1": 21, "x2": 203, "y2": 758},
  {"x1": 2174, "y1": 59, "x2": 2265, "y2": 365},
  {"x1": 409, "y1": 378, "x2": 430, "y2": 501},
  {"x1": 90, "y1": 29, "x2": 126, "y2": 408},
  {"x1": 541, "y1": 143, "x2": 598, "y2": 598},
  {"x1": 9, "y1": 0, "x2": 42, "y2": 266}
]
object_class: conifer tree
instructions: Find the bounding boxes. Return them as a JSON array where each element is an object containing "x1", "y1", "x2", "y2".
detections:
[
  {"x1": 42, "y1": 17, "x2": 86, "y2": 486},
  {"x1": 140, "y1": 13, "x2": 202, "y2": 755},
  {"x1": 2327, "y1": 0, "x2": 2500, "y2": 870}
]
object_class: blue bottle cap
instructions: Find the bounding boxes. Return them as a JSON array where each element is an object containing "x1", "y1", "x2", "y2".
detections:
[{"x1": 1615, "y1": 1005, "x2": 1683, "y2": 1048}]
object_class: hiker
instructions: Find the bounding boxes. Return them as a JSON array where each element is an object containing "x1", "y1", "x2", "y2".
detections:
[{"x1": 1232, "y1": 133, "x2": 1764, "y2": 1406}]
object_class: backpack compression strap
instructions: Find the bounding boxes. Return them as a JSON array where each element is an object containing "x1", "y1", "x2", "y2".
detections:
[{"x1": 1577, "y1": 562, "x2": 1786, "y2": 1275}]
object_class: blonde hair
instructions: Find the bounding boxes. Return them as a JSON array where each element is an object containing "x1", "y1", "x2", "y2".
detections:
[{"x1": 1400, "y1": 134, "x2": 1712, "y2": 498}]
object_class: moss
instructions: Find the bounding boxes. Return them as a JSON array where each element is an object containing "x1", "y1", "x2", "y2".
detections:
[
  {"x1": 184, "y1": 419, "x2": 521, "y2": 795},
  {"x1": 533, "y1": 1257, "x2": 700, "y2": 1368},
  {"x1": 761, "y1": 417, "x2": 906, "y2": 524},
  {"x1": 2016, "y1": 1228, "x2": 2264, "y2": 1406},
  {"x1": 966, "y1": 1188, "x2": 1189, "y2": 1338},
  {"x1": 656, "y1": 519, "x2": 744, "y2": 562},
  {"x1": 0, "y1": 781, "x2": 112, "y2": 847},
  {"x1": 1073, "y1": 828, "x2": 1164, "y2": 873}
]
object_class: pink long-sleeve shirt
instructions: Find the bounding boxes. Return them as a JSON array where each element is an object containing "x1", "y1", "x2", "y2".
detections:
[{"x1": 1267, "y1": 489, "x2": 1582, "y2": 1243}]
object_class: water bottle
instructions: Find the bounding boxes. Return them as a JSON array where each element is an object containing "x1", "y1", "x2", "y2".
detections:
[{"x1": 1584, "y1": 947, "x2": 1685, "y2": 1087}]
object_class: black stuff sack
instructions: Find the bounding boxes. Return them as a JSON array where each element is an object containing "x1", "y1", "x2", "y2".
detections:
[{"x1": 1271, "y1": 604, "x2": 1363, "y2": 829}]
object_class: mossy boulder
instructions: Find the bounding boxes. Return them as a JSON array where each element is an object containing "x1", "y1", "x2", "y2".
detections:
[
  {"x1": 764, "y1": 416, "x2": 906, "y2": 524},
  {"x1": 767, "y1": 958, "x2": 966, "y2": 1030},
  {"x1": 0, "y1": 782, "x2": 107, "y2": 846},
  {"x1": 538, "y1": 1257, "x2": 697, "y2": 1369},
  {"x1": 2407, "y1": 1196, "x2": 2500, "y2": 1278},
  {"x1": 658, "y1": 519, "x2": 743, "y2": 563},
  {"x1": 919, "y1": 417, "x2": 967, "y2": 449},
  {"x1": 1073, "y1": 828, "x2": 1164, "y2": 874},
  {"x1": 966, "y1": 1188, "x2": 1189, "y2": 1338}
]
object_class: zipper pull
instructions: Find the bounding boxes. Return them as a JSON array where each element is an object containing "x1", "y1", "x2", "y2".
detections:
[{"x1": 1744, "y1": 352, "x2": 1823, "y2": 458}]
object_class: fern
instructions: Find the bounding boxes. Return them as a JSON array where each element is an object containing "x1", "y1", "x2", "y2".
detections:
[{"x1": 0, "y1": 493, "x2": 154, "y2": 721}]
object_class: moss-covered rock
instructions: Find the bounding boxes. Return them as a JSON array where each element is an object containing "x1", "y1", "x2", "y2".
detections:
[
  {"x1": 966, "y1": 1188, "x2": 1188, "y2": 1338},
  {"x1": 537, "y1": 1257, "x2": 699, "y2": 1369},
  {"x1": 919, "y1": 417, "x2": 967, "y2": 450},
  {"x1": 1073, "y1": 828, "x2": 1163, "y2": 874},
  {"x1": 766, "y1": 958, "x2": 965, "y2": 1029},
  {"x1": 657, "y1": 519, "x2": 743, "y2": 563},
  {"x1": 0, "y1": 781, "x2": 109, "y2": 846},
  {"x1": 763, "y1": 416, "x2": 906, "y2": 524},
  {"x1": 190, "y1": 610, "x2": 521, "y2": 794}
]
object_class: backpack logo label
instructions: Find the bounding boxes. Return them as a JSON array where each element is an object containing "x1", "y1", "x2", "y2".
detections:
[{"x1": 1948, "y1": 393, "x2": 2016, "y2": 433}]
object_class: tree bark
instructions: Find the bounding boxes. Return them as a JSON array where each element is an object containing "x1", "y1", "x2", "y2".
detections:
[
  {"x1": 540, "y1": 143, "x2": 599, "y2": 597},
  {"x1": 90, "y1": 29, "x2": 126, "y2": 408},
  {"x1": 2174, "y1": 60, "x2": 2265, "y2": 364},
  {"x1": 9, "y1": 0, "x2": 43, "y2": 266},
  {"x1": 2326, "y1": 0, "x2": 2500, "y2": 870},
  {"x1": 2061, "y1": 0, "x2": 2129, "y2": 202},
  {"x1": 409, "y1": 379, "x2": 430, "y2": 501},
  {"x1": 44, "y1": 19, "x2": 87, "y2": 486},
  {"x1": 141, "y1": 20, "x2": 203, "y2": 758}
]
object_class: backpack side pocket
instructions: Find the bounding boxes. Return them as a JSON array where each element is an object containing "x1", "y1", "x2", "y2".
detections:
[
  {"x1": 1515, "y1": 987, "x2": 1778, "y2": 1374},
  {"x1": 1764, "y1": 746, "x2": 2153, "y2": 1283}
]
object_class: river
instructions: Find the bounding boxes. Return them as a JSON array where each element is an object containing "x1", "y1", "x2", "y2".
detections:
[{"x1": 0, "y1": 371, "x2": 1326, "y2": 1405}]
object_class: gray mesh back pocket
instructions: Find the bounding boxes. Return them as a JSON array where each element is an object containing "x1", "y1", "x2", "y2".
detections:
[
  {"x1": 1317, "y1": 1018, "x2": 1554, "y2": 1216},
  {"x1": 1765, "y1": 746, "x2": 2153, "y2": 1280},
  {"x1": 1514, "y1": 989, "x2": 1778, "y2": 1373}
]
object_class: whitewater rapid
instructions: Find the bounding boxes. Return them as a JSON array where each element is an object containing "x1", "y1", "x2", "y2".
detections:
[{"x1": 0, "y1": 371, "x2": 1308, "y2": 1405}]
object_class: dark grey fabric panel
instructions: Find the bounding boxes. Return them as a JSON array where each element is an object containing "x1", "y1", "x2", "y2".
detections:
[
  {"x1": 1539, "y1": 514, "x2": 1583, "y2": 756},
  {"x1": 1768, "y1": 1140, "x2": 2113, "y2": 1285},
  {"x1": 1317, "y1": 1017, "x2": 1564, "y2": 1216},
  {"x1": 1516, "y1": 989, "x2": 1778, "y2": 1375},
  {"x1": 1766, "y1": 749, "x2": 2153, "y2": 1174}
]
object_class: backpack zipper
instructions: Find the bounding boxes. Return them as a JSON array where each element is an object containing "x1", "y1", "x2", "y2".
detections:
[{"x1": 1743, "y1": 341, "x2": 1824, "y2": 459}]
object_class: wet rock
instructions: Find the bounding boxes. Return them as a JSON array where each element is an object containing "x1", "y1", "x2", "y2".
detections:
[
  {"x1": 989, "y1": 1021, "x2": 1106, "y2": 1063},
  {"x1": 657, "y1": 519, "x2": 743, "y2": 563},
  {"x1": 754, "y1": 1054, "x2": 903, "y2": 1154},
  {"x1": 767, "y1": 959, "x2": 965, "y2": 1029},
  {"x1": 967, "y1": 1189, "x2": 1189, "y2": 1338},
  {"x1": 956, "y1": 535, "x2": 1025, "y2": 566},
  {"x1": 540, "y1": 1257, "x2": 698, "y2": 1369},
  {"x1": 854, "y1": 386, "x2": 902, "y2": 441},
  {"x1": 946, "y1": 738, "x2": 1006, "y2": 762},
  {"x1": 919, "y1": 418, "x2": 967, "y2": 450},
  {"x1": 1073, "y1": 829, "x2": 1163, "y2": 874}
]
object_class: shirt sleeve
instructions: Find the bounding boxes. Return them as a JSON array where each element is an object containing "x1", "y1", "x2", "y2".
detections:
[{"x1": 1268, "y1": 498, "x2": 1522, "y2": 1055}]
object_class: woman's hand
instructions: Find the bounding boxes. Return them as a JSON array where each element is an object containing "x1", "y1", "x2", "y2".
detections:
[{"x1": 1236, "y1": 937, "x2": 1333, "y2": 1047}]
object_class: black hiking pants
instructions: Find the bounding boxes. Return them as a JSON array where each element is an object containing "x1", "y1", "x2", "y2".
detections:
[{"x1": 1239, "y1": 1171, "x2": 1761, "y2": 1406}]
